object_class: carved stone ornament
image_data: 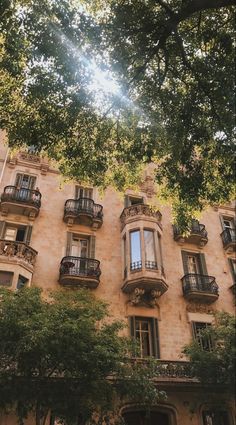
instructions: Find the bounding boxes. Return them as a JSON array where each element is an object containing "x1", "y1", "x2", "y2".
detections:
[
  {"x1": 186, "y1": 303, "x2": 216, "y2": 314},
  {"x1": 130, "y1": 287, "x2": 161, "y2": 307},
  {"x1": 120, "y1": 204, "x2": 162, "y2": 229},
  {"x1": 140, "y1": 175, "x2": 156, "y2": 198},
  {"x1": 0, "y1": 239, "x2": 37, "y2": 266}
]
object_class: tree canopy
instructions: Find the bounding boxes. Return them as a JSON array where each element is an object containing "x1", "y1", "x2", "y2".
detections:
[
  {"x1": 0, "y1": 287, "x2": 164, "y2": 425},
  {"x1": 0, "y1": 0, "x2": 234, "y2": 228},
  {"x1": 183, "y1": 312, "x2": 235, "y2": 394}
]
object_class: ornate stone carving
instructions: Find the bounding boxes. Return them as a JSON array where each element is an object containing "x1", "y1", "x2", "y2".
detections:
[
  {"x1": 186, "y1": 303, "x2": 215, "y2": 314},
  {"x1": 19, "y1": 152, "x2": 41, "y2": 163},
  {"x1": 129, "y1": 287, "x2": 161, "y2": 307},
  {"x1": 140, "y1": 175, "x2": 156, "y2": 198},
  {"x1": 120, "y1": 204, "x2": 162, "y2": 229},
  {"x1": 0, "y1": 240, "x2": 37, "y2": 266},
  {"x1": 130, "y1": 288, "x2": 145, "y2": 305}
]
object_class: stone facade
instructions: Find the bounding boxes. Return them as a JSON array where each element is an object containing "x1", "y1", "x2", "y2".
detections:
[{"x1": 0, "y1": 132, "x2": 235, "y2": 425}]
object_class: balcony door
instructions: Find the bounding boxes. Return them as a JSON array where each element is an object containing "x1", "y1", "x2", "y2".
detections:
[
  {"x1": 186, "y1": 254, "x2": 200, "y2": 274},
  {"x1": 15, "y1": 173, "x2": 36, "y2": 202},
  {"x1": 71, "y1": 236, "x2": 89, "y2": 258}
]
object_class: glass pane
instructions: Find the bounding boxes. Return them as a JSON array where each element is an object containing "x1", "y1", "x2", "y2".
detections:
[
  {"x1": 144, "y1": 230, "x2": 156, "y2": 262},
  {"x1": 130, "y1": 231, "x2": 141, "y2": 264}
]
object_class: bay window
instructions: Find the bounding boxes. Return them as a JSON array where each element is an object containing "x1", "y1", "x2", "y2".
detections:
[{"x1": 127, "y1": 228, "x2": 161, "y2": 273}]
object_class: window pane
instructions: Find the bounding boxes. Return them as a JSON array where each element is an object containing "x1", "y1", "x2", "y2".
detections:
[
  {"x1": 135, "y1": 319, "x2": 152, "y2": 357},
  {"x1": 130, "y1": 231, "x2": 141, "y2": 264},
  {"x1": 144, "y1": 230, "x2": 156, "y2": 262},
  {"x1": 0, "y1": 271, "x2": 13, "y2": 287}
]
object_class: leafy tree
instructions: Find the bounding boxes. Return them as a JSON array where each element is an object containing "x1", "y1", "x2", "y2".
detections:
[
  {"x1": 0, "y1": 287, "x2": 164, "y2": 425},
  {"x1": 0, "y1": 0, "x2": 235, "y2": 229},
  {"x1": 183, "y1": 312, "x2": 235, "y2": 393}
]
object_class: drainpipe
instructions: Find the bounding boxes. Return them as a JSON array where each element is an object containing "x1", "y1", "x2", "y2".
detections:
[{"x1": 0, "y1": 147, "x2": 10, "y2": 187}]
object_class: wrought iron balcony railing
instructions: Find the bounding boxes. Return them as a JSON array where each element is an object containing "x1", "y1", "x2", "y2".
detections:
[
  {"x1": 1, "y1": 186, "x2": 41, "y2": 208},
  {"x1": 173, "y1": 220, "x2": 208, "y2": 240},
  {"x1": 64, "y1": 198, "x2": 103, "y2": 219},
  {"x1": 0, "y1": 239, "x2": 37, "y2": 266},
  {"x1": 60, "y1": 256, "x2": 101, "y2": 281},
  {"x1": 221, "y1": 228, "x2": 236, "y2": 248},
  {"x1": 182, "y1": 273, "x2": 219, "y2": 297}
]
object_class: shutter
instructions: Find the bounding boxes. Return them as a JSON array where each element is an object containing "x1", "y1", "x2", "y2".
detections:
[
  {"x1": 124, "y1": 195, "x2": 129, "y2": 208},
  {"x1": 191, "y1": 322, "x2": 197, "y2": 339},
  {"x1": 129, "y1": 316, "x2": 135, "y2": 337},
  {"x1": 24, "y1": 225, "x2": 32, "y2": 245},
  {"x1": 151, "y1": 318, "x2": 160, "y2": 358},
  {"x1": 89, "y1": 235, "x2": 96, "y2": 259},
  {"x1": 66, "y1": 232, "x2": 73, "y2": 256},
  {"x1": 181, "y1": 251, "x2": 189, "y2": 274},
  {"x1": 0, "y1": 221, "x2": 6, "y2": 239},
  {"x1": 15, "y1": 173, "x2": 22, "y2": 187},
  {"x1": 199, "y1": 253, "x2": 208, "y2": 275},
  {"x1": 129, "y1": 316, "x2": 136, "y2": 357},
  {"x1": 219, "y1": 215, "x2": 225, "y2": 231},
  {"x1": 228, "y1": 259, "x2": 236, "y2": 283}
]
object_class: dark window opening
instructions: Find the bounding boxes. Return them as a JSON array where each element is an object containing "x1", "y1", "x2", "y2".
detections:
[
  {"x1": 202, "y1": 410, "x2": 230, "y2": 425},
  {"x1": 17, "y1": 275, "x2": 29, "y2": 289},
  {"x1": 0, "y1": 271, "x2": 13, "y2": 287},
  {"x1": 192, "y1": 322, "x2": 213, "y2": 351}
]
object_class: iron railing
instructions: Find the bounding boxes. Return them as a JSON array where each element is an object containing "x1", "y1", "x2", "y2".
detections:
[
  {"x1": 1, "y1": 186, "x2": 41, "y2": 208},
  {"x1": 0, "y1": 239, "x2": 37, "y2": 266},
  {"x1": 129, "y1": 358, "x2": 196, "y2": 379},
  {"x1": 64, "y1": 198, "x2": 103, "y2": 219},
  {"x1": 221, "y1": 228, "x2": 236, "y2": 247},
  {"x1": 182, "y1": 273, "x2": 219, "y2": 296},
  {"x1": 173, "y1": 220, "x2": 207, "y2": 239},
  {"x1": 60, "y1": 256, "x2": 101, "y2": 279}
]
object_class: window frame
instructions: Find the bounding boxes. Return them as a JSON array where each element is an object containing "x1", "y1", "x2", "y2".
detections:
[
  {"x1": 192, "y1": 321, "x2": 213, "y2": 351},
  {"x1": 129, "y1": 316, "x2": 160, "y2": 359},
  {"x1": 75, "y1": 185, "x2": 93, "y2": 200}
]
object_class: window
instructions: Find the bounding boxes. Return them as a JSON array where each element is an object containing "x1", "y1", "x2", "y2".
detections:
[
  {"x1": 182, "y1": 251, "x2": 208, "y2": 275},
  {"x1": 130, "y1": 230, "x2": 141, "y2": 270},
  {"x1": 228, "y1": 258, "x2": 236, "y2": 284},
  {"x1": 75, "y1": 186, "x2": 93, "y2": 199},
  {"x1": 15, "y1": 173, "x2": 36, "y2": 190},
  {"x1": 221, "y1": 217, "x2": 234, "y2": 230},
  {"x1": 123, "y1": 235, "x2": 127, "y2": 278},
  {"x1": 17, "y1": 275, "x2": 29, "y2": 289},
  {"x1": 126, "y1": 229, "x2": 162, "y2": 274},
  {"x1": 144, "y1": 229, "x2": 156, "y2": 268},
  {"x1": 130, "y1": 316, "x2": 160, "y2": 358},
  {"x1": 202, "y1": 410, "x2": 230, "y2": 425},
  {"x1": 4, "y1": 225, "x2": 26, "y2": 242},
  {"x1": 0, "y1": 223, "x2": 32, "y2": 245},
  {"x1": 66, "y1": 233, "x2": 96, "y2": 259},
  {"x1": 192, "y1": 322, "x2": 212, "y2": 351},
  {"x1": 124, "y1": 195, "x2": 144, "y2": 207},
  {"x1": 0, "y1": 271, "x2": 13, "y2": 287}
]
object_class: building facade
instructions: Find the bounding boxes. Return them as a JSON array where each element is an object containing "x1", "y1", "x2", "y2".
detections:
[{"x1": 0, "y1": 133, "x2": 235, "y2": 425}]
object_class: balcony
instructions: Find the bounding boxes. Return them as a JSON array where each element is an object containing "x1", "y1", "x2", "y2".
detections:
[
  {"x1": 173, "y1": 220, "x2": 208, "y2": 247},
  {"x1": 122, "y1": 261, "x2": 168, "y2": 306},
  {"x1": 63, "y1": 198, "x2": 103, "y2": 229},
  {"x1": 59, "y1": 256, "x2": 101, "y2": 288},
  {"x1": 182, "y1": 273, "x2": 219, "y2": 303},
  {"x1": 0, "y1": 239, "x2": 37, "y2": 272},
  {"x1": 221, "y1": 228, "x2": 236, "y2": 253},
  {"x1": 0, "y1": 186, "x2": 41, "y2": 219},
  {"x1": 120, "y1": 204, "x2": 162, "y2": 230}
]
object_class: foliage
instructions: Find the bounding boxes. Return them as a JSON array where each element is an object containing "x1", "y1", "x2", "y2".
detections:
[
  {"x1": 0, "y1": 287, "x2": 164, "y2": 425},
  {"x1": 0, "y1": 0, "x2": 235, "y2": 229},
  {"x1": 183, "y1": 312, "x2": 235, "y2": 393}
]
